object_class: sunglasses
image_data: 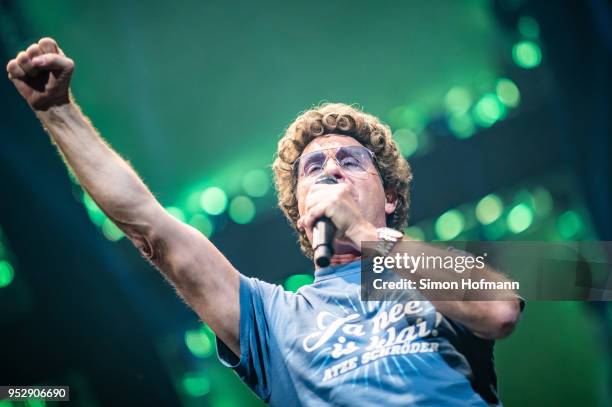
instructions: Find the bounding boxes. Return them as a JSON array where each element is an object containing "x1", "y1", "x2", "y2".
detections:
[{"x1": 293, "y1": 145, "x2": 380, "y2": 181}]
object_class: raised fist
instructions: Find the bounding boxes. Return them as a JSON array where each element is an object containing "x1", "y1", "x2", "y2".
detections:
[{"x1": 6, "y1": 37, "x2": 74, "y2": 111}]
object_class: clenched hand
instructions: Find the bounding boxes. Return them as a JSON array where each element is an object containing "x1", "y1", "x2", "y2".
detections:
[{"x1": 6, "y1": 37, "x2": 74, "y2": 111}]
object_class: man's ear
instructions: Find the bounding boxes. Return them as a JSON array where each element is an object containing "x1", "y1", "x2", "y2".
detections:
[{"x1": 384, "y1": 190, "x2": 398, "y2": 215}]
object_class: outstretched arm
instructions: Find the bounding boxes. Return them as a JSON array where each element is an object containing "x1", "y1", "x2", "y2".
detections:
[{"x1": 6, "y1": 38, "x2": 240, "y2": 355}]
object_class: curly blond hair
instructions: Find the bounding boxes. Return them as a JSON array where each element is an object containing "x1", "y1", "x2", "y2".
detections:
[{"x1": 272, "y1": 103, "x2": 413, "y2": 259}]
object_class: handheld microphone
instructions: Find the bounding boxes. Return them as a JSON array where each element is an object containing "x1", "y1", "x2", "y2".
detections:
[{"x1": 313, "y1": 175, "x2": 338, "y2": 268}]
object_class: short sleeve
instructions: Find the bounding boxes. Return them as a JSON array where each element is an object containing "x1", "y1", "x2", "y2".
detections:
[
  {"x1": 216, "y1": 274, "x2": 273, "y2": 401},
  {"x1": 444, "y1": 317, "x2": 499, "y2": 405}
]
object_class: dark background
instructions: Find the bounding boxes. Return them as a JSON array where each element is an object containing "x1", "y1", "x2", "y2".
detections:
[{"x1": 1, "y1": 0, "x2": 611, "y2": 406}]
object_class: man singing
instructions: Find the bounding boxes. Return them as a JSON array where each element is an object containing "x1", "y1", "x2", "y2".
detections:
[{"x1": 7, "y1": 38, "x2": 522, "y2": 406}]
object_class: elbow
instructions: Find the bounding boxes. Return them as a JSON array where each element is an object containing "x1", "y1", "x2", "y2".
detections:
[
  {"x1": 118, "y1": 203, "x2": 166, "y2": 260},
  {"x1": 478, "y1": 299, "x2": 522, "y2": 339}
]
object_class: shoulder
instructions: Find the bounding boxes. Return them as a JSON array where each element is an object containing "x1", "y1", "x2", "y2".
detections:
[{"x1": 240, "y1": 274, "x2": 302, "y2": 315}]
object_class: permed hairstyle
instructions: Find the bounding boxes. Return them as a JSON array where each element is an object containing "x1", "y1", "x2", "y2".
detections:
[{"x1": 272, "y1": 103, "x2": 413, "y2": 259}]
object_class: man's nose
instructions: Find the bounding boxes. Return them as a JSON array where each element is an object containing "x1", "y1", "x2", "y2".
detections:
[{"x1": 322, "y1": 158, "x2": 345, "y2": 181}]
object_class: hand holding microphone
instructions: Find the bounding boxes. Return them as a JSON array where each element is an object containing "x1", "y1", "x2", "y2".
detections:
[
  {"x1": 297, "y1": 174, "x2": 377, "y2": 268},
  {"x1": 312, "y1": 175, "x2": 338, "y2": 267}
]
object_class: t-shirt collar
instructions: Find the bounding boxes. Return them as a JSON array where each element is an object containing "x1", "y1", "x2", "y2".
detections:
[{"x1": 314, "y1": 259, "x2": 361, "y2": 283}]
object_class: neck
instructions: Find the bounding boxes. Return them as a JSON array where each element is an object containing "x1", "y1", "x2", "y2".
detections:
[
  {"x1": 314, "y1": 241, "x2": 361, "y2": 269},
  {"x1": 329, "y1": 252, "x2": 361, "y2": 266}
]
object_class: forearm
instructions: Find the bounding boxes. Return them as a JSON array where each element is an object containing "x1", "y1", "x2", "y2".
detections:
[
  {"x1": 355, "y1": 224, "x2": 521, "y2": 338},
  {"x1": 36, "y1": 101, "x2": 241, "y2": 350},
  {"x1": 393, "y1": 240, "x2": 522, "y2": 338},
  {"x1": 429, "y1": 299, "x2": 520, "y2": 339},
  {"x1": 36, "y1": 102, "x2": 159, "y2": 228}
]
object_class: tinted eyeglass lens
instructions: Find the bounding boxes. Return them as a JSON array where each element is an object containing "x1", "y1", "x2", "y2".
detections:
[
  {"x1": 300, "y1": 152, "x2": 326, "y2": 177},
  {"x1": 297, "y1": 146, "x2": 374, "y2": 179},
  {"x1": 336, "y1": 146, "x2": 370, "y2": 172}
]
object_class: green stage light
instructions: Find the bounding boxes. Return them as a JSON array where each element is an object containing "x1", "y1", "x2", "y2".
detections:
[
  {"x1": 483, "y1": 218, "x2": 507, "y2": 240},
  {"x1": 200, "y1": 187, "x2": 228, "y2": 215},
  {"x1": 243, "y1": 169, "x2": 270, "y2": 198},
  {"x1": 82, "y1": 191, "x2": 98, "y2": 212},
  {"x1": 495, "y1": 78, "x2": 520, "y2": 108},
  {"x1": 448, "y1": 113, "x2": 476, "y2": 139},
  {"x1": 189, "y1": 214, "x2": 214, "y2": 237},
  {"x1": 461, "y1": 204, "x2": 478, "y2": 231},
  {"x1": 67, "y1": 168, "x2": 80, "y2": 185},
  {"x1": 532, "y1": 187, "x2": 553, "y2": 217},
  {"x1": 284, "y1": 274, "x2": 314, "y2": 292},
  {"x1": 393, "y1": 129, "x2": 419, "y2": 157},
  {"x1": 518, "y1": 16, "x2": 540, "y2": 39},
  {"x1": 82, "y1": 192, "x2": 106, "y2": 226},
  {"x1": 507, "y1": 203, "x2": 533, "y2": 234},
  {"x1": 404, "y1": 226, "x2": 425, "y2": 241},
  {"x1": 182, "y1": 373, "x2": 211, "y2": 397},
  {"x1": 185, "y1": 328, "x2": 214, "y2": 358},
  {"x1": 0, "y1": 260, "x2": 15, "y2": 288},
  {"x1": 435, "y1": 209, "x2": 465, "y2": 241},
  {"x1": 444, "y1": 86, "x2": 472, "y2": 116},
  {"x1": 228, "y1": 196, "x2": 256, "y2": 224},
  {"x1": 512, "y1": 41, "x2": 542, "y2": 69},
  {"x1": 388, "y1": 106, "x2": 426, "y2": 132},
  {"x1": 166, "y1": 206, "x2": 186, "y2": 223},
  {"x1": 514, "y1": 189, "x2": 536, "y2": 211},
  {"x1": 0, "y1": 242, "x2": 5, "y2": 258},
  {"x1": 101, "y1": 219, "x2": 124, "y2": 241},
  {"x1": 0, "y1": 400, "x2": 13, "y2": 407},
  {"x1": 557, "y1": 211, "x2": 583, "y2": 239},
  {"x1": 201, "y1": 323, "x2": 215, "y2": 336},
  {"x1": 476, "y1": 194, "x2": 503, "y2": 225},
  {"x1": 26, "y1": 401, "x2": 45, "y2": 407},
  {"x1": 186, "y1": 190, "x2": 203, "y2": 213},
  {"x1": 473, "y1": 94, "x2": 505, "y2": 127}
]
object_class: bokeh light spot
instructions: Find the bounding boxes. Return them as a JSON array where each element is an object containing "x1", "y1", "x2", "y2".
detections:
[
  {"x1": 473, "y1": 93, "x2": 506, "y2": 127},
  {"x1": 496, "y1": 78, "x2": 520, "y2": 108},
  {"x1": 182, "y1": 373, "x2": 211, "y2": 397},
  {"x1": 448, "y1": 113, "x2": 476, "y2": 139},
  {"x1": 435, "y1": 209, "x2": 465, "y2": 240},
  {"x1": 243, "y1": 169, "x2": 270, "y2": 198},
  {"x1": 557, "y1": 211, "x2": 583, "y2": 239},
  {"x1": 512, "y1": 41, "x2": 542, "y2": 68},
  {"x1": 189, "y1": 214, "x2": 214, "y2": 237},
  {"x1": 0, "y1": 260, "x2": 15, "y2": 288},
  {"x1": 229, "y1": 196, "x2": 256, "y2": 224},
  {"x1": 393, "y1": 129, "x2": 419, "y2": 157},
  {"x1": 284, "y1": 274, "x2": 314, "y2": 292},
  {"x1": 82, "y1": 192, "x2": 106, "y2": 226},
  {"x1": 200, "y1": 187, "x2": 228, "y2": 215},
  {"x1": 388, "y1": 106, "x2": 427, "y2": 132},
  {"x1": 102, "y1": 219, "x2": 124, "y2": 241},
  {"x1": 476, "y1": 194, "x2": 503, "y2": 225},
  {"x1": 444, "y1": 87, "x2": 472, "y2": 116},
  {"x1": 405, "y1": 226, "x2": 425, "y2": 241},
  {"x1": 532, "y1": 187, "x2": 554, "y2": 217},
  {"x1": 185, "y1": 327, "x2": 214, "y2": 358},
  {"x1": 507, "y1": 203, "x2": 533, "y2": 234},
  {"x1": 166, "y1": 206, "x2": 186, "y2": 223}
]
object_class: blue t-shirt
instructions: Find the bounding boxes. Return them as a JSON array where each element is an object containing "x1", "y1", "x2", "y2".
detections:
[{"x1": 217, "y1": 260, "x2": 503, "y2": 406}]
